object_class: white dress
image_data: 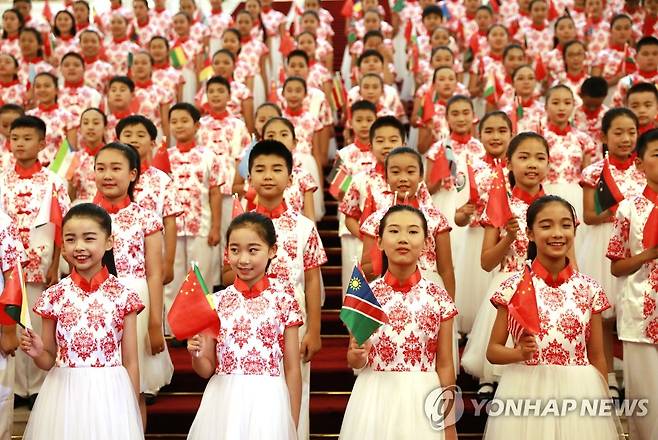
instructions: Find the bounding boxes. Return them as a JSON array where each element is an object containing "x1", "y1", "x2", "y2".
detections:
[
  {"x1": 187, "y1": 278, "x2": 303, "y2": 440},
  {"x1": 26, "y1": 270, "x2": 144, "y2": 440}
]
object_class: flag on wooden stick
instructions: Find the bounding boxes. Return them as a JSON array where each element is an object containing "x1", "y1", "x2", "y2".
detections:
[
  {"x1": 0, "y1": 263, "x2": 31, "y2": 329},
  {"x1": 340, "y1": 266, "x2": 388, "y2": 345},
  {"x1": 507, "y1": 265, "x2": 540, "y2": 342}
]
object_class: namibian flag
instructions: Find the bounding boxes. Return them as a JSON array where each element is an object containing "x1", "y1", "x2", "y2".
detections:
[
  {"x1": 0, "y1": 263, "x2": 31, "y2": 329},
  {"x1": 340, "y1": 266, "x2": 388, "y2": 345},
  {"x1": 594, "y1": 158, "x2": 624, "y2": 215}
]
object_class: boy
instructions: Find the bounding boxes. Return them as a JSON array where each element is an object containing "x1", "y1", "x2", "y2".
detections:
[
  {"x1": 104, "y1": 14, "x2": 141, "y2": 75},
  {"x1": 574, "y1": 76, "x2": 609, "y2": 146},
  {"x1": 79, "y1": 29, "x2": 114, "y2": 92},
  {"x1": 612, "y1": 36, "x2": 658, "y2": 106},
  {"x1": 98, "y1": 0, "x2": 134, "y2": 34},
  {"x1": 0, "y1": 116, "x2": 70, "y2": 406},
  {"x1": 335, "y1": 100, "x2": 377, "y2": 290},
  {"x1": 606, "y1": 129, "x2": 658, "y2": 440},
  {"x1": 165, "y1": 103, "x2": 227, "y2": 313},
  {"x1": 626, "y1": 82, "x2": 658, "y2": 134},
  {"x1": 116, "y1": 115, "x2": 182, "y2": 288},
  {"x1": 0, "y1": 104, "x2": 24, "y2": 172},
  {"x1": 130, "y1": 51, "x2": 172, "y2": 138},
  {"x1": 105, "y1": 76, "x2": 137, "y2": 141},
  {"x1": 12, "y1": 0, "x2": 50, "y2": 33},
  {"x1": 223, "y1": 140, "x2": 326, "y2": 440}
]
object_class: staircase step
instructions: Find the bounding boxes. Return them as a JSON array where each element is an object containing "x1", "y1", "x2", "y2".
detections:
[
  {"x1": 147, "y1": 393, "x2": 200, "y2": 434},
  {"x1": 325, "y1": 247, "x2": 341, "y2": 266},
  {"x1": 309, "y1": 393, "x2": 350, "y2": 434},
  {"x1": 324, "y1": 286, "x2": 343, "y2": 309},
  {"x1": 321, "y1": 309, "x2": 348, "y2": 335},
  {"x1": 321, "y1": 265, "x2": 343, "y2": 288},
  {"x1": 318, "y1": 215, "x2": 339, "y2": 230},
  {"x1": 319, "y1": 230, "x2": 340, "y2": 248}
]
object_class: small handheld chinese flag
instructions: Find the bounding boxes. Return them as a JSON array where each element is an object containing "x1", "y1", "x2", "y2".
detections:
[
  {"x1": 0, "y1": 263, "x2": 31, "y2": 328},
  {"x1": 167, "y1": 263, "x2": 220, "y2": 340},
  {"x1": 486, "y1": 164, "x2": 513, "y2": 227},
  {"x1": 279, "y1": 32, "x2": 295, "y2": 56},
  {"x1": 340, "y1": 266, "x2": 388, "y2": 345},
  {"x1": 232, "y1": 194, "x2": 244, "y2": 218},
  {"x1": 151, "y1": 141, "x2": 172, "y2": 175},
  {"x1": 507, "y1": 266, "x2": 540, "y2": 342}
]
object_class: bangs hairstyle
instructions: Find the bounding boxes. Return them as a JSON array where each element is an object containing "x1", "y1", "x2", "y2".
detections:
[
  {"x1": 369, "y1": 116, "x2": 406, "y2": 143},
  {"x1": 625, "y1": 82, "x2": 658, "y2": 105},
  {"x1": 0, "y1": 103, "x2": 25, "y2": 117},
  {"x1": 601, "y1": 107, "x2": 638, "y2": 156},
  {"x1": 385, "y1": 146, "x2": 424, "y2": 175},
  {"x1": 503, "y1": 43, "x2": 524, "y2": 60},
  {"x1": 20, "y1": 27, "x2": 44, "y2": 58},
  {"x1": 2, "y1": 9, "x2": 25, "y2": 39},
  {"x1": 212, "y1": 48, "x2": 235, "y2": 63},
  {"x1": 377, "y1": 205, "x2": 428, "y2": 276},
  {"x1": 53, "y1": 10, "x2": 76, "y2": 37},
  {"x1": 10, "y1": 115, "x2": 46, "y2": 139},
  {"x1": 636, "y1": 128, "x2": 658, "y2": 159},
  {"x1": 247, "y1": 139, "x2": 294, "y2": 174},
  {"x1": 636, "y1": 36, "x2": 658, "y2": 53},
  {"x1": 506, "y1": 132, "x2": 549, "y2": 188},
  {"x1": 526, "y1": 195, "x2": 577, "y2": 261},
  {"x1": 287, "y1": 49, "x2": 309, "y2": 65},
  {"x1": 262, "y1": 116, "x2": 297, "y2": 141},
  {"x1": 0, "y1": 53, "x2": 19, "y2": 80},
  {"x1": 61, "y1": 51, "x2": 85, "y2": 66},
  {"x1": 80, "y1": 107, "x2": 107, "y2": 127},
  {"x1": 95, "y1": 142, "x2": 141, "y2": 201},
  {"x1": 446, "y1": 94, "x2": 473, "y2": 112},
  {"x1": 479, "y1": 111, "x2": 513, "y2": 134},
  {"x1": 283, "y1": 76, "x2": 307, "y2": 94},
  {"x1": 168, "y1": 102, "x2": 201, "y2": 122},
  {"x1": 108, "y1": 75, "x2": 135, "y2": 92},
  {"x1": 63, "y1": 203, "x2": 117, "y2": 276},
  {"x1": 357, "y1": 49, "x2": 384, "y2": 67},
  {"x1": 206, "y1": 75, "x2": 231, "y2": 93},
  {"x1": 256, "y1": 102, "x2": 282, "y2": 116},
  {"x1": 226, "y1": 212, "x2": 277, "y2": 249},
  {"x1": 115, "y1": 114, "x2": 157, "y2": 140},
  {"x1": 350, "y1": 100, "x2": 377, "y2": 116},
  {"x1": 149, "y1": 35, "x2": 170, "y2": 50}
]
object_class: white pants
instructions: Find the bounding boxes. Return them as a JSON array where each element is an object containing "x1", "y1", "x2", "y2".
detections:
[
  {"x1": 298, "y1": 324, "x2": 310, "y2": 440},
  {"x1": 164, "y1": 236, "x2": 218, "y2": 335},
  {"x1": 14, "y1": 283, "x2": 46, "y2": 397},
  {"x1": 623, "y1": 341, "x2": 658, "y2": 440},
  {"x1": 0, "y1": 342, "x2": 14, "y2": 440}
]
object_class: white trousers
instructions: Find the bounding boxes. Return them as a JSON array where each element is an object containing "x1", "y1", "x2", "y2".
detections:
[
  {"x1": 14, "y1": 283, "x2": 46, "y2": 397},
  {"x1": 623, "y1": 341, "x2": 658, "y2": 440},
  {"x1": 0, "y1": 344, "x2": 14, "y2": 440}
]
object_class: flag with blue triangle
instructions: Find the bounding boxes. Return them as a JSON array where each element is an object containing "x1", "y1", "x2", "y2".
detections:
[{"x1": 340, "y1": 266, "x2": 388, "y2": 345}]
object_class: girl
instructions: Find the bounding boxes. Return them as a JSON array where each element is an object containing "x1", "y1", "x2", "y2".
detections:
[
  {"x1": 417, "y1": 66, "x2": 460, "y2": 152},
  {"x1": 0, "y1": 9, "x2": 24, "y2": 58},
  {"x1": 584, "y1": 0, "x2": 609, "y2": 55},
  {"x1": 187, "y1": 213, "x2": 302, "y2": 439},
  {"x1": 262, "y1": 117, "x2": 318, "y2": 221},
  {"x1": 70, "y1": 108, "x2": 106, "y2": 202},
  {"x1": 579, "y1": 108, "x2": 645, "y2": 399},
  {"x1": 129, "y1": 51, "x2": 172, "y2": 138},
  {"x1": 513, "y1": 0, "x2": 552, "y2": 60},
  {"x1": 453, "y1": 112, "x2": 513, "y2": 335},
  {"x1": 105, "y1": 14, "x2": 141, "y2": 76},
  {"x1": 132, "y1": 0, "x2": 161, "y2": 49},
  {"x1": 207, "y1": 0, "x2": 234, "y2": 55},
  {"x1": 20, "y1": 203, "x2": 144, "y2": 439},
  {"x1": 221, "y1": 29, "x2": 256, "y2": 95},
  {"x1": 171, "y1": 12, "x2": 204, "y2": 102},
  {"x1": 93, "y1": 143, "x2": 173, "y2": 421},
  {"x1": 59, "y1": 52, "x2": 102, "y2": 121},
  {"x1": 26, "y1": 72, "x2": 78, "y2": 165},
  {"x1": 591, "y1": 14, "x2": 636, "y2": 86},
  {"x1": 181, "y1": 0, "x2": 211, "y2": 49},
  {"x1": 52, "y1": 10, "x2": 78, "y2": 66},
  {"x1": 236, "y1": 102, "x2": 281, "y2": 184},
  {"x1": 487, "y1": 44, "x2": 527, "y2": 112},
  {"x1": 545, "y1": 16, "x2": 578, "y2": 81},
  {"x1": 235, "y1": 10, "x2": 269, "y2": 108},
  {"x1": 484, "y1": 195, "x2": 619, "y2": 438},
  {"x1": 500, "y1": 65, "x2": 544, "y2": 133},
  {"x1": 461, "y1": 132, "x2": 553, "y2": 398},
  {"x1": 468, "y1": 25, "x2": 509, "y2": 99},
  {"x1": 0, "y1": 53, "x2": 26, "y2": 106},
  {"x1": 552, "y1": 40, "x2": 589, "y2": 106},
  {"x1": 18, "y1": 27, "x2": 55, "y2": 85},
  {"x1": 149, "y1": 36, "x2": 184, "y2": 104},
  {"x1": 79, "y1": 30, "x2": 114, "y2": 93},
  {"x1": 341, "y1": 205, "x2": 457, "y2": 440},
  {"x1": 298, "y1": 11, "x2": 334, "y2": 70}
]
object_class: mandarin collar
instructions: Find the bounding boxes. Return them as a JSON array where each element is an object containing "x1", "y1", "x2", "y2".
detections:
[
  {"x1": 355, "y1": 138, "x2": 370, "y2": 152},
  {"x1": 531, "y1": 258, "x2": 574, "y2": 288},
  {"x1": 15, "y1": 161, "x2": 42, "y2": 178},
  {"x1": 547, "y1": 122, "x2": 571, "y2": 136},
  {"x1": 512, "y1": 185, "x2": 545, "y2": 205},
  {"x1": 383, "y1": 268, "x2": 422, "y2": 293},
  {"x1": 93, "y1": 194, "x2": 131, "y2": 214},
  {"x1": 70, "y1": 267, "x2": 110, "y2": 293},
  {"x1": 177, "y1": 139, "x2": 196, "y2": 153},
  {"x1": 234, "y1": 276, "x2": 270, "y2": 299},
  {"x1": 608, "y1": 153, "x2": 636, "y2": 171},
  {"x1": 450, "y1": 132, "x2": 472, "y2": 144},
  {"x1": 254, "y1": 201, "x2": 287, "y2": 219}
]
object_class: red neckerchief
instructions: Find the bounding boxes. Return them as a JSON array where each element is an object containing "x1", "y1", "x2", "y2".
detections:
[
  {"x1": 64, "y1": 79, "x2": 84, "y2": 89},
  {"x1": 609, "y1": 153, "x2": 636, "y2": 171},
  {"x1": 38, "y1": 102, "x2": 58, "y2": 112},
  {"x1": 137, "y1": 17, "x2": 150, "y2": 28},
  {"x1": 610, "y1": 43, "x2": 625, "y2": 52},
  {"x1": 504, "y1": 74, "x2": 513, "y2": 85},
  {"x1": 153, "y1": 61, "x2": 170, "y2": 70},
  {"x1": 531, "y1": 258, "x2": 574, "y2": 288},
  {"x1": 80, "y1": 141, "x2": 102, "y2": 156},
  {"x1": 111, "y1": 4, "x2": 121, "y2": 10},
  {"x1": 383, "y1": 268, "x2": 422, "y2": 293},
  {"x1": 93, "y1": 193, "x2": 131, "y2": 214},
  {"x1": 175, "y1": 36, "x2": 190, "y2": 46},
  {"x1": 262, "y1": 6, "x2": 272, "y2": 13},
  {"x1": 176, "y1": 139, "x2": 196, "y2": 153},
  {"x1": 134, "y1": 79, "x2": 153, "y2": 88},
  {"x1": 355, "y1": 139, "x2": 370, "y2": 153},
  {"x1": 24, "y1": 14, "x2": 33, "y2": 22},
  {"x1": 24, "y1": 56, "x2": 44, "y2": 64},
  {"x1": 547, "y1": 122, "x2": 571, "y2": 136},
  {"x1": 531, "y1": 22, "x2": 546, "y2": 31},
  {"x1": 211, "y1": 6, "x2": 223, "y2": 14},
  {"x1": 638, "y1": 69, "x2": 658, "y2": 79},
  {"x1": 639, "y1": 122, "x2": 656, "y2": 135},
  {"x1": 0, "y1": 79, "x2": 19, "y2": 87},
  {"x1": 398, "y1": 194, "x2": 420, "y2": 208},
  {"x1": 255, "y1": 201, "x2": 287, "y2": 219},
  {"x1": 15, "y1": 161, "x2": 42, "y2": 179},
  {"x1": 77, "y1": 22, "x2": 90, "y2": 31},
  {"x1": 285, "y1": 107, "x2": 303, "y2": 117},
  {"x1": 644, "y1": 185, "x2": 658, "y2": 205},
  {"x1": 482, "y1": 153, "x2": 505, "y2": 167},
  {"x1": 521, "y1": 97, "x2": 535, "y2": 107},
  {"x1": 566, "y1": 70, "x2": 586, "y2": 82},
  {"x1": 112, "y1": 108, "x2": 132, "y2": 120},
  {"x1": 489, "y1": 52, "x2": 503, "y2": 62},
  {"x1": 70, "y1": 267, "x2": 110, "y2": 293},
  {"x1": 234, "y1": 275, "x2": 270, "y2": 299},
  {"x1": 112, "y1": 36, "x2": 128, "y2": 44},
  {"x1": 240, "y1": 35, "x2": 252, "y2": 44},
  {"x1": 210, "y1": 110, "x2": 229, "y2": 120},
  {"x1": 155, "y1": 6, "x2": 166, "y2": 13},
  {"x1": 573, "y1": 5, "x2": 585, "y2": 13},
  {"x1": 450, "y1": 132, "x2": 472, "y2": 144},
  {"x1": 59, "y1": 34, "x2": 74, "y2": 42},
  {"x1": 6, "y1": 34, "x2": 18, "y2": 41},
  {"x1": 466, "y1": 11, "x2": 476, "y2": 20},
  {"x1": 582, "y1": 105, "x2": 602, "y2": 120},
  {"x1": 140, "y1": 161, "x2": 150, "y2": 173},
  {"x1": 512, "y1": 185, "x2": 545, "y2": 205},
  {"x1": 587, "y1": 15, "x2": 603, "y2": 25},
  {"x1": 83, "y1": 55, "x2": 99, "y2": 64}
]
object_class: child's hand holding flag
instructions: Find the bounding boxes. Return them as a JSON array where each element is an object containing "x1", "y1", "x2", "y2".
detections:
[{"x1": 340, "y1": 266, "x2": 388, "y2": 346}]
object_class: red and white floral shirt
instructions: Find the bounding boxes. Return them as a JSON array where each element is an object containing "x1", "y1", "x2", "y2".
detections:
[
  {"x1": 580, "y1": 156, "x2": 645, "y2": 200},
  {"x1": 53, "y1": 36, "x2": 80, "y2": 64},
  {"x1": 134, "y1": 80, "x2": 172, "y2": 129},
  {"x1": 239, "y1": 38, "x2": 269, "y2": 76},
  {"x1": 207, "y1": 10, "x2": 233, "y2": 37},
  {"x1": 0, "y1": 37, "x2": 21, "y2": 59},
  {"x1": 594, "y1": 45, "x2": 637, "y2": 81},
  {"x1": 0, "y1": 210, "x2": 26, "y2": 290},
  {"x1": 281, "y1": 108, "x2": 323, "y2": 156},
  {"x1": 152, "y1": 64, "x2": 184, "y2": 100},
  {"x1": 17, "y1": 58, "x2": 55, "y2": 85},
  {"x1": 69, "y1": 143, "x2": 102, "y2": 202},
  {"x1": 27, "y1": 104, "x2": 78, "y2": 165},
  {"x1": 84, "y1": 58, "x2": 115, "y2": 92},
  {"x1": 104, "y1": 38, "x2": 141, "y2": 75},
  {"x1": 542, "y1": 124, "x2": 597, "y2": 184},
  {"x1": 426, "y1": 134, "x2": 486, "y2": 190},
  {"x1": 573, "y1": 104, "x2": 609, "y2": 148},
  {"x1": 339, "y1": 164, "x2": 389, "y2": 232},
  {"x1": 196, "y1": 79, "x2": 252, "y2": 119},
  {"x1": 366, "y1": 271, "x2": 457, "y2": 372},
  {"x1": 501, "y1": 98, "x2": 545, "y2": 134},
  {"x1": 491, "y1": 260, "x2": 610, "y2": 365},
  {"x1": 58, "y1": 83, "x2": 103, "y2": 121},
  {"x1": 132, "y1": 17, "x2": 161, "y2": 47},
  {"x1": 514, "y1": 23, "x2": 553, "y2": 60},
  {"x1": 261, "y1": 8, "x2": 286, "y2": 37},
  {"x1": 151, "y1": 8, "x2": 173, "y2": 40},
  {"x1": 214, "y1": 277, "x2": 303, "y2": 376},
  {"x1": 584, "y1": 19, "x2": 610, "y2": 56},
  {"x1": 347, "y1": 84, "x2": 406, "y2": 123},
  {"x1": 275, "y1": 86, "x2": 333, "y2": 128},
  {"x1": 98, "y1": 6, "x2": 134, "y2": 34},
  {"x1": 0, "y1": 80, "x2": 26, "y2": 106},
  {"x1": 612, "y1": 70, "x2": 658, "y2": 107},
  {"x1": 133, "y1": 165, "x2": 184, "y2": 219},
  {"x1": 198, "y1": 112, "x2": 251, "y2": 160},
  {"x1": 34, "y1": 268, "x2": 144, "y2": 368}
]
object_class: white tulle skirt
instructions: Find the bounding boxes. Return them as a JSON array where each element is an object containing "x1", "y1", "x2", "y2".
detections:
[
  {"x1": 23, "y1": 366, "x2": 143, "y2": 440},
  {"x1": 455, "y1": 226, "x2": 493, "y2": 334},
  {"x1": 187, "y1": 373, "x2": 297, "y2": 440},
  {"x1": 462, "y1": 271, "x2": 518, "y2": 381},
  {"x1": 339, "y1": 370, "x2": 445, "y2": 440},
  {"x1": 295, "y1": 151, "x2": 325, "y2": 221},
  {"x1": 119, "y1": 277, "x2": 173, "y2": 394},
  {"x1": 432, "y1": 189, "x2": 458, "y2": 230},
  {"x1": 484, "y1": 364, "x2": 623, "y2": 439}
]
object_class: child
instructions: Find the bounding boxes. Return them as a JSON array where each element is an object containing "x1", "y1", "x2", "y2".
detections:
[
  {"x1": 93, "y1": 142, "x2": 172, "y2": 419},
  {"x1": 20, "y1": 203, "x2": 144, "y2": 439},
  {"x1": 116, "y1": 115, "x2": 183, "y2": 287},
  {"x1": 98, "y1": 0, "x2": 134, "y2": 33},
  {"x1": 612, "y1": 36, "x2": 658, "y2": 107},
  {"x1": 0, "y1": 209, "x2": 25, "y2": 440},
  {"x1": 417, "y1": 66, "x2": 461, "y2": 151},
  {"x1": 0, "y1": 103, "x2": 23, "y2": 170},
  {"x1": 514, "y1": 0, "x2": 553, "y2": 60},
  {"x1": 0, "y1": 53, "x2": 26, "y2": 107},
  {"x1": 468, "y1": 25, "x2": 509, "y2": 98},
  {"x1": 105, "y1": 76, "x2": 137, "y2": 141},
  {"x1": 0, "y1": 9, "x2": 23, "y2": 56},
  {"x1": 592, "y1": 14, "x2": 636, "y2": 85},
  {"x1": 607, "y1": 128, "x2": 658, "y2": 440},
  {"x1": 235, "y1": 10, "x2": 269, "y2": 106},
  {"x1": 129, "y1": 51, "x2": 172, "y2": 138},
  {"x1": 105, "y1": 14, "x2": 141, "y2": 75},
  {"x1": 180, "y1": 0, "x2": 211, "y2": 48},
  {"x1": 51, "y1": 10, "x2": 79, "y2": 65},
  {"x1": 59, "y1": 52, "x2": 103, "y2": 121},
  {"x1": 580, "y1": 108, "x2": 645, "y2": 399},
  {"x1": 574, "y1": 76, "x2": 609, "y2": 147},
  {"x1": 225, "y1": 140, "x2": 326, "y2": 440},
  {"x1": 132, "y1": 0, "x2": 160, "y2": 48},
  {"x1": 625, "y1": 82, "x2": 658, "y2": 134},
  {"x1": 545, "y1": 16, "x2": 578, "y2": 81},
  {"x1": 70, "y1": 108, "x2": 106, "y2": 202},
  {"x1": 186, "y1": 213, "x2": 302, "y2": 439},
  {"x1": 149, "y1": 36, "x2": 184, "y2": 104},
  {"x1": 17, "y1": 27, "x2": 55, "y2": 85},
  {"x1": 13, "y1": 0, "x2": 49, "y2": 33},
  {"x1": 584, "y1": 0, "x2": 610, "y2": 54},
  {"x1": 500, "y1": 65, "x2": 544, "y2": 132},
  {"x1": 552, "y1": 41, "x2": 589, "y2": 104},
  {"x1": 237, "y1": 102, "x2": 281, "y2": 183},
  {"x1": 165, "y1": 103, "x2": 226, "y2": 312},
  {"x1": 171, "y1": 12, "x2": 204, "y2": 102},
  {"x1": 1, "y1": 116, "x2": 70, "y2": 406},
  {"x1": 340, "y1": 205, "x2": 458, "y2": 440},
  {"x1": 79, "y1": 30, "x2": 114, "y2": 93}
]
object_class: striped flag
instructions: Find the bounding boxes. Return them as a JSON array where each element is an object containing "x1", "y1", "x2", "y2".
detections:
[
  {"x1": 32, "y1": 182, "x2": 63, "y2": 247},
  {"x1": 482, "y1": 70, "x2": 499, "y2": 104},
  {"x1": 331, "y1": 73, "x2": 347, "y2": 112},
  {"x1": 49, "y1": 138, "x2": 79, "y2": 181},
  {"x1": 419, "y1": 86, "x2": 435, "y2": 124},
  {"x1": 340, "y1": 266, "x2": 388, "y2": 345},
  {"x1": 170, "y1": 46, "x2": 189, "y2": 68},
  {"x1": 507, "y1": 266, "x2": 540, "y2": 343},
  {"x1": 594, "y1": 157, "x2": 624, "y2": 214},
  {"x1": 327, "y1": 157, "x2": 352, "y2": 198},
  {"x1": 198, "y1": 58, "x2": 214, "y2": 82},
  {"x1": 0, "y1": 263, "x2": 31, "y2": 329}
]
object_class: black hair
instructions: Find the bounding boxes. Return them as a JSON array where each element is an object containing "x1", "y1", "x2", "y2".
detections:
[
  {"x1": 248, "y1": 139, "x2": 294, "y2": 174},
  {"x1": 53, "y1": 10, "x2": 76, "y2": 37},
  {"x1": 19, "y1": 27, "x2": 44, "y2": 58},
  {"x1": 256, "y1": 102, "x2": 282, "y2": 116},
  {"x1": 446, "y1": 94, "x2": 474, "y2": 112},
  {"x1": 95, "y1": 142, "x2": 141, "y2": 200},
  {"x1": 173, "y1": 10, "x2": 193, "y2": 24},
  {"x1": 561, "y1": 40, "x2": 585, "y2": 70},
  {"x1": 503, "y1": 43, "x2": 524, "y2": 60},
  {"x1": 636, "y1": 128, "x2": 658, "y2": 158},
  {"x1": 487, "y1": 23, "x2": 508, "y2": 38},
  {"x1": 479, "y1": 111, "x2": 513, "y2": 134},
  {"x1": 601, "y1": 107, "x2": 638, "y2": 134},
  {"x1": 80, "y1": 107, "x2": 108, "y2": 127},
  {"x1": 476, "y1": 4, "x2": 494, "y2": 14},
  {"x1": 369, "y1": 116, "x2": 406, "y2": 143},
  {"x1": 422, "y1": 4, "x2": 443, "y2": 19},
  {"x1": 0, "y1": 53, "x2": 19, "y2": 80},
  {"x1": 552, "y1": 15, "x2": 575, "y2": 48},
  {"x1": 626, "y1": 82, "x2": 658, "y2": 105},
  {"x1": 149, "y1": 35, "x2": 170, "y2": 50},
  {"x1": 545, "y1": 83, "x2": 574, "y2": 102},
  {"x1": 610, "y1": 13, "x2": 632, "y2": 27},
  {"x1": 212, "y1": 47, "x2": 235, "y2": 63},
  {"x1": 226, "y1": 212, "x2": 277, "y2": 248},
  {"x1": 223, "y1": 27, "x2": 242, "y2": 44},
  {"x1": 61, "y1": 51, "x2": 85, "y2": 66},
  {"x1": 301, "y1": 9, "x2": 320, "y2": 21},
  {"x1": 526, "y1": 195, "x2": 577, "y2": 261},
  {"x1": 636, "y1": 36, "x2": 658, "y2": 53},
  {"x1": 243, "y1": 0, "x2": 268, "y2": 44},
  {"x1": 363, "y1": 30, "x2": 384, "y2": 46},
  {"x1": 79, "y1": 28, "x2": 102, "y2": 43},
  {"x1": 168, "y1": 102, "x2": 201, "y2": 122},
  {"x1": 287, "y1": 49, "x2": 309, "y2": 65},
  {"x1": 34, "y1": 72, "x2": 58, "y2": 91},
  {"x1": 528, "y1": 0, "x2": 547, "y2": 10},
  {"x1": 2, "y1": 9, "x2": 24, "y2": 40},
  {"x1": 108, "y1": 75, "x2": 135, "y2": 92},
  {"x1": 0, "y1": 103, "x2": 25, "y2": 117},
  {"x1": 63, "y1": 203, "x2": 117, "y2": 276},
  {"x1": 115, "y1": 114, "x2": 157, "y2": 140},
  {"x1": 360, "y1": 72, "x2": 384, "y2": 87},
  {"x1": 10, "y1": 115, "x2": 46, "y2": 139},
  {"x1": 431, "y1": 45, "x2": 454, "y2": 60},
  {"x1": 132, "y1": 50, "x2": 154, "y2": 65},
  {"x1": 206, "y1": 75, "x2": 231, "y2": 93},
  {"x1": 351, "y1": 100, "x2": 377, "y2": 116},
  {"x1": 378, "y1": 205, "x2": 428, "y2": 276},
  {"x1": 385, "y1": 146, "x2": 424, "y2": 175},
  {"x1": 512, "y1": 64, "x2": 534, "y2": 81},
  {"x1": 357, "y1": 49, "x2": 384, "y2": 67},
  {"x1": 262, "y1": 116, "x2": 297, "y2": 141},
  {"x1": 432, "y1": 65, "x2": 455, "y2": 83},
  {"x1": 506, "y1": 132, "x2": 549, "y2": 187},
  {"x1": 283, "y1": 76, "x2": 307, "y2": 94},
  {"x1": 580, "y1": 76, "x2": 608, "y2": 98},
  {"x1": 295, "y1": 30, "x2": 317, "y2": 45}
]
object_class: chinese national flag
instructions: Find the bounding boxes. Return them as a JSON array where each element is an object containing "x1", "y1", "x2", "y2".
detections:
[
  {"x1": 232, "y1": 195, "x2": 244, "y2": 218},
  {"x1": 0, "y1": 263, "x2": 30, "y2": 328},
  {"x1": 43, "y1": 0, "x2": 53, "y2": 23},
  {"x1": 486, "y1": 164, "x2": 513, "y2": 227},
  {"x1": 643, "y1": 206, "x2": 658, "y2": 249},
  {"x1": 268, "y1": 80, "x2": 278, "y2": 103},
  {"x1": 429, "y1": 145, "x2": 452, "y2": 185},
  {"x1": 280, "y1": 32, "x2": 295, "y2": 56},
  {"x1": 341, "y1": 0, "x2": 354, "y2": 17},
  {"x1": 507, "y1": 266, "x2": 540, "y2": 342},
  {"x1": 50, "y1": 184, "x2": 63, "y2": 247},
  {"x1": 421, "y1": 87, "x2": 435, "y2": 124},
  {"x1": 151, "y1": 142, "x2": 172, "y2": 175}
]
